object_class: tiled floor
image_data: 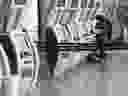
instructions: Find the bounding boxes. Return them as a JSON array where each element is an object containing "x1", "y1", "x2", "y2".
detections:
[
  {"x1": 2, "y1": 50, "x2": 127, "y2": 96},
  {"x1": 50, "y1": 50, "x2": 128, "y2": 96},
  {"x1": 52, "y1": 54, "x2": 102, "y2": 96}
]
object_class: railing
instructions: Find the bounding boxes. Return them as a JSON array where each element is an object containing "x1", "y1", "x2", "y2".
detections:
[{"x1": 36, "y1": 40, "x2": 128, "y2": 52}]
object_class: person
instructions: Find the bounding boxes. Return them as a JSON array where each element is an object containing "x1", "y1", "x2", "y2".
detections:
[
  {"x1": 87, "y1": 14, "x2": 112, "y2": 63},
  {"x1": 46, "y1": 26, "x2": 58, "y2": 77}
]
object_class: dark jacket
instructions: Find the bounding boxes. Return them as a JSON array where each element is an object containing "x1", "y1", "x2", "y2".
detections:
[{"x1": 95, "y1": 14, "x2": 112, "y2": 40}]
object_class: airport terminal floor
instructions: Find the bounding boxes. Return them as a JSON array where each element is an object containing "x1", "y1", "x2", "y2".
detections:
[
  {"x1": 41, "y1": 49, "x2": 128, "y2": 96},
  {"x1": 1, "y1": 0, "x2": 128, "y2": 96}
]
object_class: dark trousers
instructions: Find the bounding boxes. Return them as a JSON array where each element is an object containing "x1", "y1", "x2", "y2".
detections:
[{"x1": 96, "y1": 34, "x2": 105, "y2": 59}]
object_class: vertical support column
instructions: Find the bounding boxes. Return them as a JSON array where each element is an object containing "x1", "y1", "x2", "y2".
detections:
[
  {"x1": 65, "y1": 0, "x2": 72, "y2": 8},
  {"x1": 38, "y1": 0, "x2": 53, "y2": 80},
  {"x1": 38, "y1": 0, "x2": 51, "y2": 42},
  {"x1": 0, "y1": 0, "x2": 12, "y2": 32}
]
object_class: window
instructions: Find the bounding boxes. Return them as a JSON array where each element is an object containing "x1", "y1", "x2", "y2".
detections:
[
  {"x1": 56, "y1": 0, "x2": 66, "y2": 7},
  {"x1": 70, "y1": 0, "x2": 79, "y2": 8},
  {"x1": 15, "y1": 0, "x2": 26, "y2": 5},
  {"x1": 81, "y1": 0, "x2": 88, "y2": 8},
  {"x1": 87, "y1": 0, "x2": 94, "y2": 8}
]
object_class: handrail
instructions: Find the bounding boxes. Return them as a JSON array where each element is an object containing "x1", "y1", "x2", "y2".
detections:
[
  {"x1": 36, "y1": 40, "x2": 128, "y2": 51},
  {"x1": 23, "y1": 28, "x2": 40, "y2": 87},
  {"x1": 0, "y1": 44, "x2": 11, "y2": 78}
]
